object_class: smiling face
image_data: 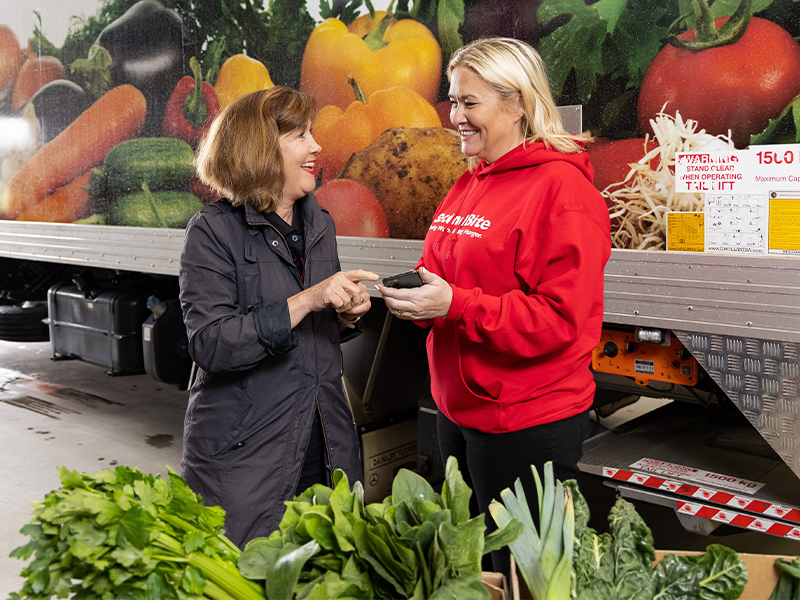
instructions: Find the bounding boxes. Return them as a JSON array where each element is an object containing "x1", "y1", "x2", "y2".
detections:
[
  {"x1": 279, "y1": 119, "x2": 322, "y2": 205},
  {"x1": 449, "y1": 66, "x2": 524, "y2": 164}
]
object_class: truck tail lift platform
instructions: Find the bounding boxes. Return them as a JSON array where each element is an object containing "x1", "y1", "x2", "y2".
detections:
[{"x1": 581, "y1": 401, "x2": 800, "y2": 541}]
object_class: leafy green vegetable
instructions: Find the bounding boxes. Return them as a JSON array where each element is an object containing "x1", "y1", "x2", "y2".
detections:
[
  {"x1": 537, "y1": 0, "x2": 612, "y2": 104},
  {"x1": 769, "y1": 557, "x2": 800, "y2": 600},
  {"x1": 570, "y1": 484, "x2": 656, "y2": 600},
  {"x1": 750, "y1": 93, "x2": 800, "y2": 145},
  {"x1": 535, "y1": 0, "x2": 781, "y2": 135},
  {"x1": 70, "y1": 46, "x2": 114, "y2": 100},
  {"x1": 240, "y1": 456, "x2": 521, "y2": 599},
  {"x1": 567, "y1": 480, "x2": 747, "y2": 600},
  {"x1": 433, "y1": 0, "x2": 465, "y2": 65},
  {"x1": 654, "y1": 545, "x2": 748, "y2": 600},
  {"x1": 775, "y1": 557, "x2": 800, "y2": 580},
  {"x1": 29, "y1": 11, "x2": 61, "y2": 57},
  {"x1": 496, "y1": 473, "x2": 747, "y2": 600},
  {"x1": 9, "y1": 465, "x2": 264, "y2": 600},
  {"x1": 319, "y1": 0, "x2": 364, "y2": 24}
]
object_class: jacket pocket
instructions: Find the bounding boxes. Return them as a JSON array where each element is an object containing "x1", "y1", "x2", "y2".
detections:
[{"x1": 189, "y1": 371, "x2": 256, "y2": 457}]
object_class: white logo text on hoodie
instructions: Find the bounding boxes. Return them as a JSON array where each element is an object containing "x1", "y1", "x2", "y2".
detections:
[{"x1": 429, "y1": 213, "x2": 492, "y2": 238}]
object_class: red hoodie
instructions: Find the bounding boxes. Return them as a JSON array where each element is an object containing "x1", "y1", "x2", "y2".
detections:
[{"x1": 418, "y1": 140, "x2": 611, "y2": 433}]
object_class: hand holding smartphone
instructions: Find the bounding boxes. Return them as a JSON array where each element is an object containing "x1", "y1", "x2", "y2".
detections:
[{"x1": 382, "y1": 269, "x2": 424, "y2": 289}]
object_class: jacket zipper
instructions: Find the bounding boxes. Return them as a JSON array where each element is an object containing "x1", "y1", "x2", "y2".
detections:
[
  {"x1": 254, "y1": 219, "x2": 332, "y2": 478},
  {"x1": 316, "y1": 398, "x2": 332, "y2": 480},
  {"x1": 308, "y1": 228, "x2": 331, "y2": 479},
  {"x1": 302, "y1": 227, "x2": 327, "y2": 286},
  {"x1": 303, "y1": 227, "x2": 333, "y2": 484}
]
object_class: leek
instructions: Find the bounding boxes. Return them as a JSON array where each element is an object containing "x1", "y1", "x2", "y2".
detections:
[{"x1": 489, "y1": 462, "x2": 575, "y2": 600}]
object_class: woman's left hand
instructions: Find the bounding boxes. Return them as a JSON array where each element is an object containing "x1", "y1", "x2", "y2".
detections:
[{"x1": 376, "y1": 267, "x2": 453, "y2": 320}]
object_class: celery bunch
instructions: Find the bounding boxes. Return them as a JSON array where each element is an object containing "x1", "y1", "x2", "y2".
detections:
[{"x1": 9, "y1": 466, "x2": 264, "y2": 600}]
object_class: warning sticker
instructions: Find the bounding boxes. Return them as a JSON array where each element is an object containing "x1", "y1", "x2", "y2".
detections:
[
  {"x1": 631, "y1": 458, "x2": 765, "y2": 494},
  {"x1": 634, "y1": 359, "x2": 655, "y2": 375},
  {"x1": 667, "y1": 212, "x2": 704, "y2": 252},
  {"x1": 769, "y1": 196, "x2": 800, "y2": 255},
  {"x1": 630, "y1": 458, "x2": 699, "y2": 479}
]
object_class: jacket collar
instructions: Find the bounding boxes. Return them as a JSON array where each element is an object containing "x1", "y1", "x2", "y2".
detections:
[{"x1": 244, "y1": 194, "x2": 327, "y2": 241}]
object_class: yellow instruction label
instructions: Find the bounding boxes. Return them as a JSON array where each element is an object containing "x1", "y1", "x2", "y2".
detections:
[
  {"x1": 769, "y1": 198, "x2": 800, "y2": 254},
  {"x1": 667, "y1": 212, "x2": 704, "y2": 252}
]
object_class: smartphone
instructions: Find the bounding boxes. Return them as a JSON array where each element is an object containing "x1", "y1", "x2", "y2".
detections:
[{"x1": 382, "y1": 269, "x2": 424, "y2": 289}]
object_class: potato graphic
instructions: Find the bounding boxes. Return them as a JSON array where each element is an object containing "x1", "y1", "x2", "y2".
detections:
[{"x1": 340, "y1": 127, "x2": 468, "y2": 239}]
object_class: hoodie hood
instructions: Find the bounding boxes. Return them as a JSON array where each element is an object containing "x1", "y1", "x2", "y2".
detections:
[{"x1": 475, "y1": 140, "x2": 595, "y2": 184}]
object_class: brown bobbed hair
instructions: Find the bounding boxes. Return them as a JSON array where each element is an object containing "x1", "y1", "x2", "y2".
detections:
[
  {"x1": 194, "y1": 87, "x2": 318, "y2": 213},
  {"x1": 448, "y1": 38, "x2": 592, "y2": 168}
]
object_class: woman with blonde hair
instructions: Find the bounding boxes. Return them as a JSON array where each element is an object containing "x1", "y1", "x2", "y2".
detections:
[
  {"x1": 378, "y1": 37, "x2": 610, "y2": 575},
  {"x1": 180, "y1": 86, "x2": 377, "y2": 547}
]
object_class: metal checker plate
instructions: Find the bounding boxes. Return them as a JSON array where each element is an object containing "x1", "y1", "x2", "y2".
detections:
[{"x1": 675, "y1": 330, "x2": 800, "y2": 479}]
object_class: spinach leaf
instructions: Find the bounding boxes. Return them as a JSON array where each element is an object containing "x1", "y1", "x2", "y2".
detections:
[
  {"x1": 239, "y1": 457, "x2": 519, "y2": 599},
  {"x1": 654, "y1": 552, "x2": 706, "y2": 600},
  {"x1": 443, "y1": 455, "x2": 472, "y2": 526},
  {"x1": 693, "y1": 545, "x2": 748, "y2": 600},
  {"x1": 654, "y1": 545, "x2": 747, "y2": 600},
  {"x1": 429, "y1": 571, "x2": 489, "y2": 599},
  {"x1": 484, "y1": 518, "x2": 524, "y2": 555},
  {"x1": 392, "y1": 469, "x2": 437, "y2": 506},
  {"x1": 438, "y1": 517, "x2": 486, "y2": 575}
]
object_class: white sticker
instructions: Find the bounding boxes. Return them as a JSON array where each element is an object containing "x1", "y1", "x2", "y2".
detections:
[
  {"x1": 749, "y1": 144, "x2": 800, "y2": 190},
  {"x1": 690, "y1": 470, "x2": 765, "y2": 494},
  {"x1": 630, "y1": 458, "x2": 700, "y2": 479},
  {"x1": 630, "y1": 458, "x2": 765, "y2": 495},
  {"x1": 705, "y1": 193, "x2": 767, "y2": 255},
  {"x1": 634, "y1": 359, "x2": 655, "y2": 375}
]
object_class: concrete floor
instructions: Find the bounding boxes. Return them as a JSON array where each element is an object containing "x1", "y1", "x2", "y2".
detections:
[
  {"x1": 0, "y1": 340, "x2": 187, "y2": 597},
  {"x1": 1, "y1": 340, "x2": 798, "y2": 597}
]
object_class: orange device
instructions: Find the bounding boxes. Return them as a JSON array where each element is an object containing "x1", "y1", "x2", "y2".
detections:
[{"x1": 591, "y1": 329, "x2": 699, "y2": 387}]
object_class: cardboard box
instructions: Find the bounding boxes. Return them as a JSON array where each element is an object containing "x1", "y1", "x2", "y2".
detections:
[
  {"x1": 481, "y1": 571, "x2": 509, "y2": 600},
  {"x1": 360, "y1": 418, "x2": 417, "y2": 504},
  {"x1": 511, "y1": 552, "x2": 795, "y2": 600}
]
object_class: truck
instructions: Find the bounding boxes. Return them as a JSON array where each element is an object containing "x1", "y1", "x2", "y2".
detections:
[{"x1": 2, "y1": 0, "x2": 800, "y2": 547}]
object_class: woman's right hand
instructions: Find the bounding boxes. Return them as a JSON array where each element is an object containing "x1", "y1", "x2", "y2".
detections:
[
  {"x1": 306, "y1": 269, "x2": 378, "y2": 312},
  {"x1": 288, "y1": 269, "x2": 378, "y2": 327}
]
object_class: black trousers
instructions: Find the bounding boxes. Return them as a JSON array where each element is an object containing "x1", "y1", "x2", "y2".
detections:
[{"x1": 437, "y1": 408, "x2": 591, "y2": 580}]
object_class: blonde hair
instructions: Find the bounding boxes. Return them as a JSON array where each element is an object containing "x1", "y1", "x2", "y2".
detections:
[
  {"x1": 448, "y1": 38, "x2": 591, "y2": 167},
  {"x1": 195, "y1": 87, "x2": 317, "y2": 213}
]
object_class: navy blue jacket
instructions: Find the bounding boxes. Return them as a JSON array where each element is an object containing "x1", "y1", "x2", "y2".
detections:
[{"x1": 179, "y1": 195, "x2": 362, "y2": 547}]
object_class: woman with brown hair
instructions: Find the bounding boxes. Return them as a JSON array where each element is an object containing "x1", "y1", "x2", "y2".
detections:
[{"x1": 179, "y1": 86, "x2": 377, "y2": 547}]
